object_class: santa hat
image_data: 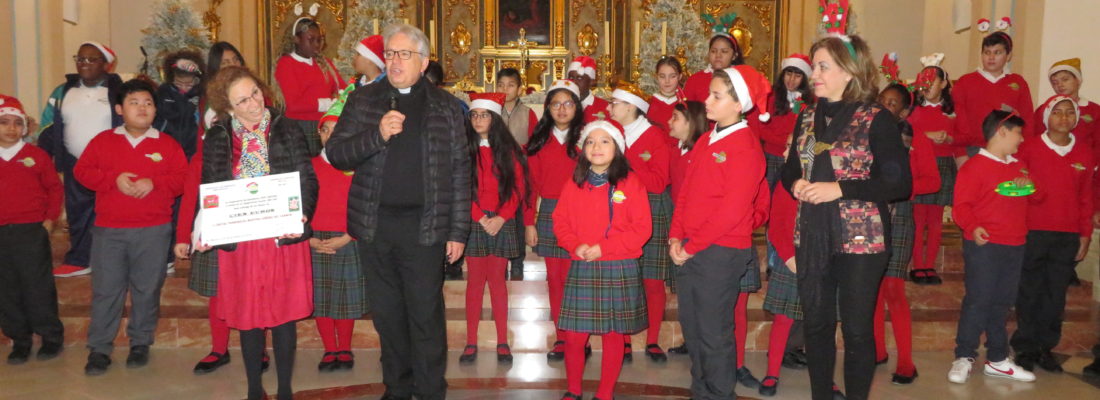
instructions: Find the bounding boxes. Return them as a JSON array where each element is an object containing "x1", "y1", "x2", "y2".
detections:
[
  {"x1": 720, "y1": 65, "x2": 772, "y2": 122},
  {"x1": 1041, "y1": 94, "x2": 1080, "y2": 130},
  {"x1": 0, "y1": 94, "x2": 28, "y2": 133},
  {"x1": 548, "y1": 79, "x2": 581, "y2": 99},
  {"x1": 1048, "y1": 58, "x2": 1082, "y2": 81},
  {"x1": 469, "y1": 92, "x2": 506, "y2": 115},
  {"x1": 579, "y1": 117, "x2": 626, "y2": 151},
  {"x1": 612, "y1": 81, "x2": 651, "y2": 113},
  {"x1": 568, "y1": 56, "x2": 597, "y2": 80},
  {"x1": 81, "y1": 41, "x2": 116, "y2": 65},
  {"x1": 781, "y1": 53, "x2": 812, "y2": 78},
  {"x1": 317, "y1": 114, "x2": 340, "y2": 131},
  {"x1": 356, "y1": 35, "x2": 386, "y2": 71}
]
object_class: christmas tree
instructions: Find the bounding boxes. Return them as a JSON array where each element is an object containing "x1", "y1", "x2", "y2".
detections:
[
  {"x1": 139, "y1": 0, "x2": 211, "y2": 82},
  {"x1": 638, "y1": 0, "x2": 709, "y2": 94},
  {"x1": 335, "y1": 0, "x2": 401, "y2": 78}
]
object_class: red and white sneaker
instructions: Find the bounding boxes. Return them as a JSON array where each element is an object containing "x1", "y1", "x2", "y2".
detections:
[
  {"x1": 984, "y1": 358, "x2": 1036, "y2": 382},
  {"x1": 947, "y1": 357, "x2": 973, "y2": 383},
  {"x1": 53, "y1": 264, "x2": 91, "y2": 277}
]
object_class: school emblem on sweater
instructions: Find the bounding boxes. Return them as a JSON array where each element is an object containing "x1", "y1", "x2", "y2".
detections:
[
  {"x1": 145, "y1": 152, "x2": 163, "y2": 162},
  {"x1": 343, "y1": 170, "x2": 354, "y2": 176},
  {"x1": 20, "y1": 157, "x2": 35, "y2": 167},
  {"x1": 1008, "y1": 82, "x2": 1020, "y2": 91},
  {"x1": 1083, "y1": 114, "x2": 1095, "y2": 123},
  {"x1": 713, "y1": 151, "x2": 727, "y2": 163},
  {"x1": 1072, "y1": 162, "x2": 1087, "y2": 171},
  {"x1": 611, "y1": 190, "x2": 627, "y2": 204},
  {"x1": 639, "y1": 151, "x2": 652, "y2": 162}
]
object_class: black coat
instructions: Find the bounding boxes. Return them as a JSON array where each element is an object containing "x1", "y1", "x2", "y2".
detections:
[
  {"x1": 154, "y1": 83, "x2": 201, "y2": 159},
  {"x1": 325, "y1": 77, "x2": 471, "y2": 245},
  {"x1": 201, "y1": 108, "x2": 318, "y2": 250}
]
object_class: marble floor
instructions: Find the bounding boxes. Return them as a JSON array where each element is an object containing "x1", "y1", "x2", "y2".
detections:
[{"x1": 1, "y1": 346, "x2": 1097, "y2": 399}]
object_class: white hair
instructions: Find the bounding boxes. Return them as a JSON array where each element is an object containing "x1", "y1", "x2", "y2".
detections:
[{"x1": 383, "y1": 23, "x2": 430, "y2": 57}]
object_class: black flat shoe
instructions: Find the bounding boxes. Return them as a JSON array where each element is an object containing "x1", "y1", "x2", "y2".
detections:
[
  {"x1": 126, "y1": 345, "x2": 150, "y2": 368},
  {"x1": 758, "y1": 376, "x2": 779, "y2": 397},
  {"x1": 547, "y1": 341, "x2": 565, "y2": 361},
  {"x1": 336, "y1": 351, "x2": 354, "y2": 370},
  {"x1": 781, "y1": 349, "x2": 807, "y2": 369},
  {"x1": 7, "y1": 344, "x2": 30, "y2": 365},
  {"x1": 1016, "y1": 351, "x2": 1038, "y2": 371},
  {"x1": 84, "y1": 352, "x2": 112, "y2": 376},
  {"x1": 318, "y1": 352, "x2": 339, "y2": 372},
  {"x1": 497, "y1": 344, "x2": 513, "y2": 363},
  {"x1": 736, "y1": 366, "x2": 761, "y2": 389},
  {"x1": 668, "y1": 342, "x2": 689, "y2": 354},
  {"x1": 1038, "y1": 350, "x2": 1063, "y2": 373},
  {"x1": 623, "y1": 343, "x2": 632, "y2": 362},
  {"x1": 193, "y1": 352, "x2": 231, "y2": 375},
  {"x1": 923, "y1": 269, "x2": 943, "y2": 285},
  {"x1": 459, "y1": 345, "x2": 478, "y2": 364},
  {"x1": 36, "y1": 341, "x2": 63, "y2": 361},
  {"x1": 891, "y1": 369, "x2": 918, "y2": 384},
  {"x1": 644, "y1": 344, "x2": 667, "y2": 362},
  {"x1": 561, "y1": 391, "x2": 582, "y2": 399}
]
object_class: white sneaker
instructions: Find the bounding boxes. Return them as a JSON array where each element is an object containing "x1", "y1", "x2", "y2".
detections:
[
  {"x1": 948, "y1": 357, "x2": 974, "y2": 383},
  {"x1": 984, "y1": 358, "x2": 1036, "y2": 382}
]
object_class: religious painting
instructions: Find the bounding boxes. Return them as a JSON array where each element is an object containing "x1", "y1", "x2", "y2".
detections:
[{"x1": 498, "y1": 0, "x2": 552, "y2": 46}]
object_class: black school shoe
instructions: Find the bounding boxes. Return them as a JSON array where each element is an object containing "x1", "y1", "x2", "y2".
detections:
[
  {"x1": 1038, "y1": 350, "x2": 1063, "y2": 373},
  {"x1": 758, "y1": 376, "x2": 780, "y2": 397},
  {"x1": 668, "y1": 342, "x2": 689, "y2": 354},
  {"x1": 85, "y1": 352, "x2": 112, "y2": 376},
  {"x1": 459, "y1": 345, "x2": 478, "y2": 364},
  {"x1": 194, "y1": 352, "x2": 231, "y2": 374},
  {"x1": 781, "y1": 349, "x2": 808, "y2": 369},
  {"x1": 645, "y1": 344, "x2": 667, "y2": 362},
  {"x1": 337, "y1": 351, "x2": 354, "y2": 370},
  {"x1": 37, "y1": 341, "x2": 63, "y2": 361},
  {"x1": 126, "y1": 345, "x2": 150, "y2": 368},
  {"x1": 497, "y1": 344, "x2": 513, "y2": 363},
  {"x1": 547, "y1": 341, "x2": 565, "y2": 361},
  {"x1": 318, "y1": 351, "x2": 340, "y2": 372},
  {"x1": 891, "y1": 369, "x2": 919, "y2": 384},
  {"x1": 736, "y1": 366, "x2": 761, "y2": 389},
  {"x1": 1015, "y1": 351, "x2": 1039, "y2": 371},
  {"x1": 7, "y1": 343, "x2": 31, "y2": 365},
  {"x1": 623, "y1": 343, "x2": 632, "y2": 362},
  {"x1": 560, "y1": 392, "x2": 582, "y2": 400}
]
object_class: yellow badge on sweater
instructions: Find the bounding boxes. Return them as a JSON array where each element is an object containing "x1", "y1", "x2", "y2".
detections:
[
  {"x1": 612, "y1": 190, "x2": 627, "y2": 204},
  {"x1": 145, "y1": 153, "x2": 163, "y2": 162},
  {"x1": 1072, "y1": 162, "x2": 1086, "y2": 171},
  {"x1": 1008, "y1": 82, "x2": 1020, "y2": 91},
  {"x1": 639, "y1": 151, "x2": 652, "y2": 162},
  {"x1": 21, "y1": 157, "x2": 35, "y2": 168},
  {"x1": 713, "y1": 151, "x2": 727, "y2": 163}
]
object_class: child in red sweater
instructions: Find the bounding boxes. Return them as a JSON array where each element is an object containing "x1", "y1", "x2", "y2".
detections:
[
  {"x1": 74, "y1": 79, "x2": 188, "y2": 375},
  {"x1": 952, "y1": 31, "x2": 1034, "y2": 158},
  {"x1": 948, "y1": 110, "x2": 1036, "y2": 384},
  {"x1": 610, "y1": 81, "x2": 673, "y2": 362},
  {"x1": 1010, "y1": 95, "x2": 1093, "y2": 373},
  {"x1": 457, "y1": 93, "x2": 526, "y2": 364},
  {"x1": 567, "y1": 56, "x2": 610, "y2": 123},
  {"x1": 670, "y1": 67, "x2": 766, "y2": 400},
  {"x1": 0, "y1": 94, "x2": 64, "y2": 365},
  {"x1": 647, "y1": 57, "x2": 684, "y2": 137},
  {"x1": 553, "y1": 120, "x2": 652, "y2": 400},
  {"x1": 761, "y1": 54, "x2": 814, "y2": 185},
  {"x1": 274, "y1": 17, "x2": 345, "y2": 156}
]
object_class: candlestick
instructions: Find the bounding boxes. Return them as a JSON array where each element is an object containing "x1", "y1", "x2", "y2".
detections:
[
  {"x1": 603, "y1": 22, "x2": 610, "y2": 54},
  {"x1": 661, "y1": 22, "x2": 667, "y2": 55},
  {"x1": 373, "y1": 19, "x2": 380, "y2": 35},
  {"x1": 429, "y1": 19, "x2": 436, "y2": 55},
  {"x1": 633, "y1": 22, "x2": 640, "y2": 54}
]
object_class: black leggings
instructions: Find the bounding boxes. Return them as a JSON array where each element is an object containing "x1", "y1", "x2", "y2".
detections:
[
  {"x1": 240, "y1": 321, "x2": 297, "y2": 400},
  {"x1": 798, "y1": 253, "x2": 887, "y2": 400}
]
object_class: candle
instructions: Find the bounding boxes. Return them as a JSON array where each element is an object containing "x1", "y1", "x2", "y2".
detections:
[
  {"x1": 373, "y1": 19, "x2": 379, "y2": 35},
  {"x1": 403, "y1": 18, "x2": 409, "y2": 25},
  {"x1": 661, "y1": 22, "x2": 667, "y2": 55},
  {"x1": 603, "y1": 22, "x2": 610, "y2": 54},
  {"x1": 429, "y1": 20, "x2": 436, "y2": 54},
  {"x1": 633, "y1": 21, "x2": 640, "y2": 54}
]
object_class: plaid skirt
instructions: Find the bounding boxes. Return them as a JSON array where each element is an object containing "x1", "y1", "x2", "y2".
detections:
[
  {"x1": 466, "y1": 212, "x2": 522, "y2": 258},
  {"x1": 290, "y1": 118, "x2": 322, "y2": 157},
  {"x1": 187, "y1": 249, "x2": 219, "y2": 297},
  {"x1": 763, "y1": 249, "x2": 802, "y2": 320},
  {"x1": 886, "y1": 201, "x2": 915, "y2": 279},
  {"x1": 535, "y1": 198, "x2": 570, "y2": 259},
  {"x1": 311, "y1": 230, "x2": 369, "y2": 319},
  {"x1": 913, "y1": 156, "x2": 956, "y2": 205},
  {"x1": 740, "y1": 248, "x2": 762, "y2": 292},
  {"x1": 559, "y1": 259, "x2": 648, "y2": 335},
  {"x1": 641, "y1": 192, "x2": 673, "y2": 282}
]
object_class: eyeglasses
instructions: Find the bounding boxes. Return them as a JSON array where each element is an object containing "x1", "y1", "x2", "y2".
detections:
[
  {"x1": 73, "y1": 56, "x2": 105, "y2": 65},
  {"x1": 549, "y1": 101, "x2": 576, "y2": 110},
  {"x1": 469, "y1": 112, "x2": 493, "y2": 120},
  {"x1": 384, "y1": 49, "x2": 424, "y2": 60},
  {"x1": 232, "y1": 87, "x2": 264, "y2": 108}
]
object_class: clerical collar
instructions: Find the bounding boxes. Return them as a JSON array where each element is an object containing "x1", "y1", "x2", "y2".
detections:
[
  {"x1": 398, "y1": 87, "x2": 412, "y2": 94},
  {"x1": 290, "y1": 51, "x2": 314, "y2": 65},
  {"x1": 978, "y1": 148, "x2": 1017, "y2": 164},
  {"x1": 977, "y1": 68, "x2": 1008, "y2": 84},
  {"x1": 653, "y1": 93, "x2": 677, "y2": 105},
  {"x1": 622, "y1": 118, "x2": 651, "y2": 148},
  {"x1": 552, "y1": 127, "x2": 569, "y2": 144},
  {"x1": 709, "y1": 120, "x2": 748, "y2": 145},
  {"x1": 1041, "y1": 132, "x2": 1075, "y2": 156},
  {"x1": 479, "y1": 138, "x2": 490, "y2": 147}
]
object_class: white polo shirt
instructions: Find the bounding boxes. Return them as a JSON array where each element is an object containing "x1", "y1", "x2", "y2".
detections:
[{"x1": 61, "y1": 81, "x2": 113, "y2": 158}]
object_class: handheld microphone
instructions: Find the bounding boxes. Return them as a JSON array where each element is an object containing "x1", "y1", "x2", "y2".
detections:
[{"x1": 389, "y1": 89, "x2": 399, "y2": 111}]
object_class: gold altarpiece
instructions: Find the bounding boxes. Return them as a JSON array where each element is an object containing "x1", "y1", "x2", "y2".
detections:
[{"x1": 247, "y1": 0, "x2": 787, "y2": 92}]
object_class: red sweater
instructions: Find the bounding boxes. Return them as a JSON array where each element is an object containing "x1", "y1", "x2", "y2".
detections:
[
  {"x1": 552, "y1": 173, "x2": 652, "y2": 260},
  {"x1": 647, "y1": 95, "x2": 678, "y2": 135},
  {"x1": 684, "y1": 71, "x2": 713, "y2": 103},
  {"x1": 908, "y1": 104, "x2": 960, "y2": 157},
  {"x1": 525, "y1": 135, "x2": 577, "y2": 224},
  {"x1": 74, "y1": 129, "x2": 188, "y2": 228},
  {"x1": 0, "y1": 143, "x2": 62, "y2": 225},
  {"x1": 582, "y1": 96, "x2": 611, "y2": 123},
  {"x1": 624, "y1": 121, "x2": 672, "y2": 194},
  {"x1": 670, "y1": 123, "x2": 766, "y2": 254},
  {"x1": 669, "y1": 146, "x2": 690, "y2": 202},
  {"x1": 311, "y1": 156, "x2": 354, "y2": 232},
  {"x1": 274, "y1": 55, "x2": 345, "y2": 121},
  {"x1": 1017, "y1": 135, "x2": 1094, "y2": 236},
  {"x1": 909, "y1": 130, "x2": 942, "y2": 198},
  {"x1": 952, "y1": 152, "x2": 1031, "y2": 245},
  {"x1": 768, "y1": 185, "x2": 798, "y2": 263},
  {"x1": 472, "y1": 145, "x2": 526, "y2": 221},
  {"x1": 953, "y1": 71, "x2": 1034, "y2": 147},
  {"x1": 176, "y1": 144, "x2": 203, "y2": 244},
  {"x1": 759, "y1": 109, "x2": 798, "y2": 156}
]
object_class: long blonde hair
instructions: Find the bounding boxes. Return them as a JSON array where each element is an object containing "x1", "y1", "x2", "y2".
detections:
[{"x1": 809, "y1": 35, "x2": 878, "y2": 104}]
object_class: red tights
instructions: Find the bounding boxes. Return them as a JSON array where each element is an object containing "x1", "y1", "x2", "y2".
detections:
[
  {"x1": 912, "y1": 204, "x2": 944, "y2": 271},
  {"x1": 316, "y1": 317, "x2": 356, "y2": 352},
  {"x1": 565, "y1": 331, "x2": 625, "y2": 399},
  {"x1": 546, "y1": 257, "x2": 572, "y2": 340},
  {"x1": 643, "y1": 279, "x2": 666, "y2": 345},
  {"x1": 735, "y1": 292, "x2": 749, "y2": 368},
  {"x1": 765, "y1": 314, "x2": 795, "y2": 378},
  {"x1": 201, "y1": 296, "x2": 230, "y2": 363},
  {"x1": 465, "y1": 256, "x2": 510, "y2": 344},
  {"x1": 873, "y1": 277, "x2": 915, "y2": 374}
]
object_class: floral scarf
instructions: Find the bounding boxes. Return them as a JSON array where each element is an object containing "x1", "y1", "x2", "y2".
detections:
[{"x1": 231, "y1": 110, "x2": 272, "y2": 179}]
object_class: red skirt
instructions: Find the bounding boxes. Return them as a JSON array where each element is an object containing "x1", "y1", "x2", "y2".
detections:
[{"x1": 216, "y1": 239, "x2": 313, "y2": 330}]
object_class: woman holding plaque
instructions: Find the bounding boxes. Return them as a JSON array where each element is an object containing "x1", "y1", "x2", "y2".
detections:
[{"x1": 200, "y1": 66, "x2": 318, "y2": 400}]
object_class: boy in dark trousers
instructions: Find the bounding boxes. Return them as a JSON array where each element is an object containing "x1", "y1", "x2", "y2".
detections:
[
  {"x1": 73, "y1": 79, "x2": 188, "y2": 376},
  {"x1": 0, "y1": 94, "x2": 65, "y2": 364},
  {"x1": 947, "y1": 110, "x2": 1036, "y2": 384},
  {"x1": 1011, "y1": 95, "x2": 1093, "y2": 373}
]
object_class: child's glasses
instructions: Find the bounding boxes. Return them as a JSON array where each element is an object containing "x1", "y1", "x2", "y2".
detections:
[
  {"x1": 73, "y1": 56, "x2": 105, "y2": 64},
  {"x1": 469, "y1": 112, "x2": 493, "y2": 120},
  {"x1": 549, "y1": 101, "x2": 576, "y2": 110}
]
